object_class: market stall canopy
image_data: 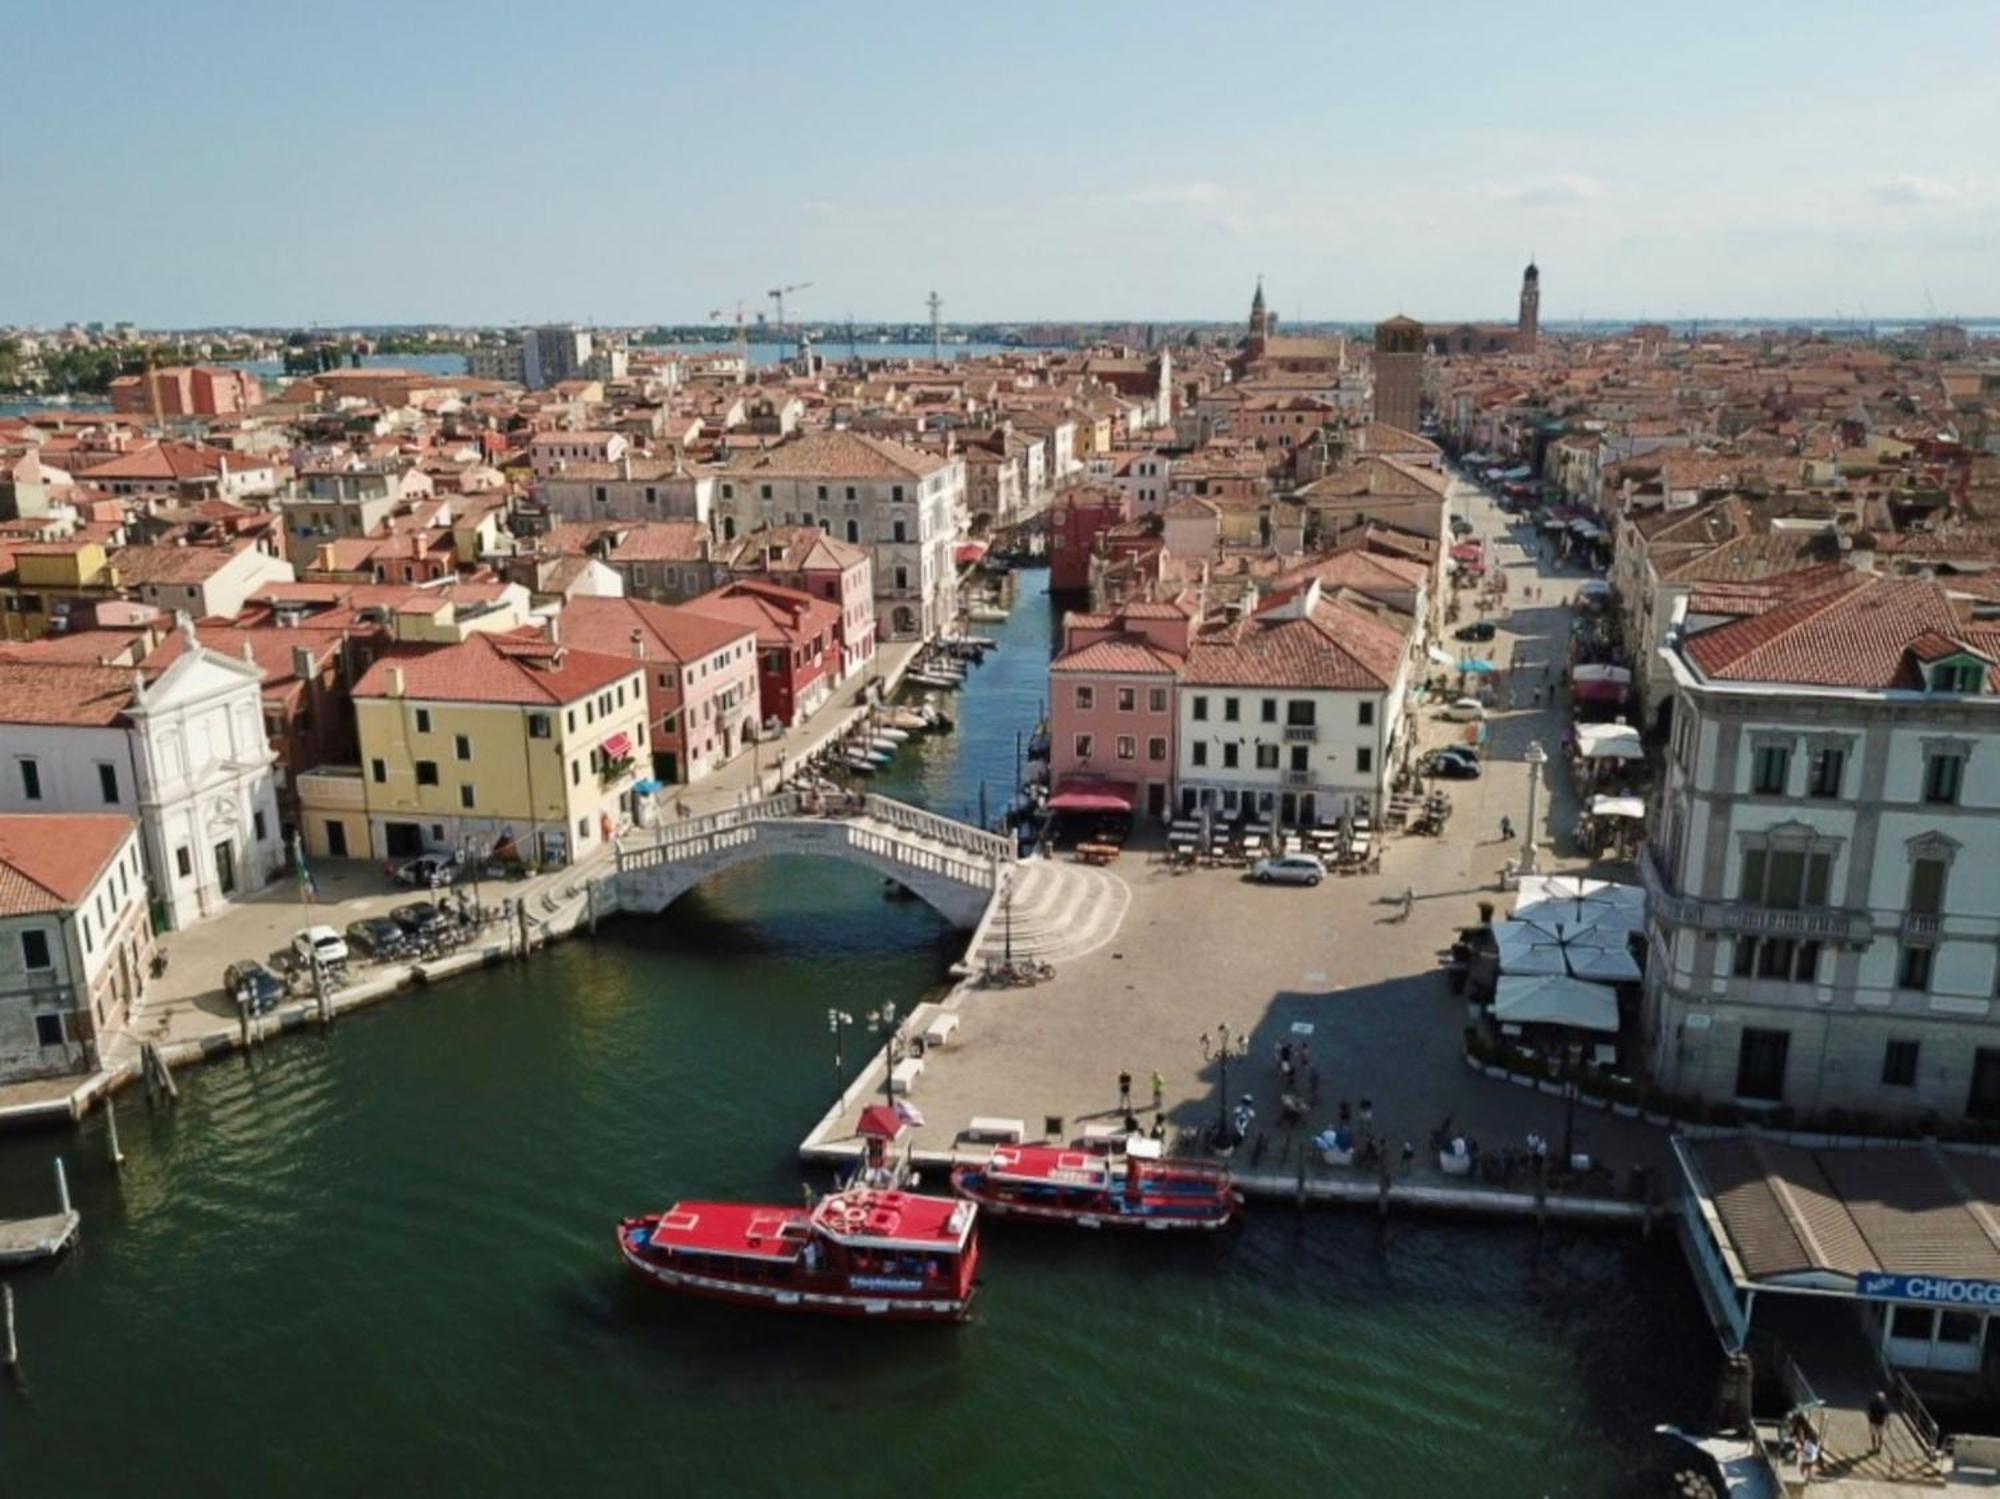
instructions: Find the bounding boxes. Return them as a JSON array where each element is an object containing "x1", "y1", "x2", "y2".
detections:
[
  {"x1": 1590, "y1": 794, "x2": 1646, "y2": 820},
  {"x1": 1575, "y1": 723, "x2": 1644, "y2": 760},
  {"x1": 1573, "y1": 664, "x2": 1632, "y2": 685},
  {"x1": 1494, "y1": 974, "x2": 1619, "y2": 1033},
  {"x1": 1048, "y1": 776, "x2": 1137, "y2": 813},
  {"x1": 1461, "y1": 657, "x2": 1498, "y2": 674},
  {"x1": 856, "y1": 1104, "x2": 908, "y2": 1141}
]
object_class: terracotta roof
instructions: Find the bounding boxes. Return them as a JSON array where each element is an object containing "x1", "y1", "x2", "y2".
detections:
[
  {"x1": 1182, "y1": 594, "x2": 1407, "y2": 691},
  {"x1": 605, "y1": 522, "x2": 711, "y2": 563},
  {"x1": 0, "y1": 814, "x2": 136, "y2": 916},
  {"x1": 0, "y1": 662, "x2": 136, "y2": 725},
  {"x1": 556, "y1": 596, "x2": 755, "y2": 666},
  {"x1": 681, "y1": 579, "x2": 841, "y2": 646},
  {"x1": 1051, "y1": 636, "x2": 1184, "y2": 675},
  {"x1": 723, "y1": 429, "x2": 949, "y2": 480},
  {"x1": 351, "y1": 633, "x2": 638, "y2": 706},
  {"x1": 79, "y1": 442, "x2": 272, "y2": 481},
  {"x1": 1682, "y1": 575, "x2": 1996, "y2": 690}
]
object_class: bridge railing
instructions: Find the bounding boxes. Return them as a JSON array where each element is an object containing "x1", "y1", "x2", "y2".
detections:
[{"x1": 864, "y1": 794, "x2": 1013, "y2": 863}]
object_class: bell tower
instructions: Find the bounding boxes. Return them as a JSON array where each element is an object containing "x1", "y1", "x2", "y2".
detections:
[
  {"x1": 1518, "y1": 261, "x2": 1540, "y2": 351},
  {"x1": 1247, "y1": 276, "x2": 1271, "y2": 353}
]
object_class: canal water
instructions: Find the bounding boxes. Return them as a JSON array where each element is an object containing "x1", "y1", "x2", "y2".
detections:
[{"x1": 0, "y1": 567, "x2": 1716, "y2": 1496}]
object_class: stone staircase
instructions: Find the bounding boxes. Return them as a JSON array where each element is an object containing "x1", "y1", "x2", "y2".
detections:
[{"x1": 975, "y1": 858, "x2": 1130, "y2": 968}]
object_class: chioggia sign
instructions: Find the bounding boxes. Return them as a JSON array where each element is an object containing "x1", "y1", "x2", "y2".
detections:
[{"x1": 1857, "y1": 1272, "x2": 2000, "y2": 1307}]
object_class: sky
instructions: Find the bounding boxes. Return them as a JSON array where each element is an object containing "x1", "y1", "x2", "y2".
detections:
[{"x1": 3, "y1": 0, "x2": 1996, "y2": 328}]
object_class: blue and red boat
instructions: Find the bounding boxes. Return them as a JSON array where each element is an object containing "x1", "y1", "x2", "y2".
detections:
[{"x1": 949, "y1": 1142, "x2": 1241, "y2": 1231}]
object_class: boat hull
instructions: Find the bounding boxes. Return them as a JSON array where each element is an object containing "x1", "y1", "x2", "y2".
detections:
[
  {"x1": 617, "y1": 1222, "x2": 973, "y2": 1322},
  {"x1": 950, "y1": 1171, "x2": 1241, "y2": 1232}
]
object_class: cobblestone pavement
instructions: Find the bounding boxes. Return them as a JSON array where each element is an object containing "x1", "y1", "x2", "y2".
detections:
[{"x1": 824, "y1": 475, "x2": 1672, "y2": 1190}]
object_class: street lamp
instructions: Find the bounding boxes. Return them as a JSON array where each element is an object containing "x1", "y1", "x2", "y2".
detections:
[
  {"x1": 1212, "y1": 1021, "x2": 1251, "y2": 1147},
  {"x1": 1558, "y1": 1038, "x2": 1584, "y2": 1167},
  {"x1": 1521, "y1": 740, "x2": 1549, "y2": 876},
  {"x1": 828, "y1": 1008, "x2": 853, "y2": 1074},
  {"x1": 870, "y1": 1002, "x2": 903, "y2": 1107}
]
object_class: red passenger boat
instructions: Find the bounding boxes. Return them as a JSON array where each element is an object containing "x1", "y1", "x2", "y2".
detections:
[
  {"x1": 617, "y1": 1187, "x2": 980, "y2": 1322},
  {"x1": 949, "y1": 1142, "x2": 1241, "y2": 1231}
]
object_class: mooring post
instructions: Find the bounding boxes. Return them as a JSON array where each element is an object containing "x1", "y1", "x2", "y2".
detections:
[
  {"x1": 1534, "y1": 1179, "x2": 1547, "y2": 1228},
  {"x1": 587, "y1": 879, "x2": 599, "y2": 938},
  {"x1": 141, "y1": 1042, "x2": 156, "y2": 1101},
  {"x1": 313, "y1": 958, "x2": 330, "y2": 1027},
  {"x1": 3, "y1": 1284, "x2": 17, "y2": 1371},
  {"x1": 104, "y1": 1097, "x2": 124, "y2": 1169},
  {"x1": 237, "y1": 991, "x2": 250, "y2": 1051},
  {"x1": 1377, "y1": 1167, "x2": 1391, "y2": 1217},
  {"x1": 55, "y1": 1156, "x2": 70, "y2": 1218},
  {"x1": 1295, "y1": 1153, "x2": 1307, "y2": 1208}
]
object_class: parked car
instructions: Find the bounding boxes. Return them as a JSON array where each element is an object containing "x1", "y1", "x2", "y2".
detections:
[
  {"x1": 1251, "y1": 854, "x2": 1326, "y2": 887},
  {"x1": 394, "y1": 855, "x2": 457, "y2": 889},
  {"x1": 1433, "y1": 744, "x2": 1481, "y2": 766},
  {"x1": 391, "y1": 901, "x2": 453, "y2": 939},
  {"x1": 1453, "y1": 621, "x2": 1497, "y2": 642},
  {"x1": 345, "y1": 916, "x2": 408, "y2": 959},
  {"x1": 1443, "y1": 697, "x2": 1487, "y2": 722},
  {"x1": 1449, "y1": 515, "x2": 1475, "y2": 536},
  {"x1": 292, "y1": 924, "x2": 350, "y2": 969},
  {"x1": 1424, "y1": 753, "x2": 1482, "y2": 780},
  {"x1": 222, "y1": 959, "x2": 288, "y2": 1014}
]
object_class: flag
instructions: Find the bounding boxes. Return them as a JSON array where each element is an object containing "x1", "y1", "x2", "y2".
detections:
[
  {"x1": 893, "y1": 1099, "x2": 926, "y2": 1127},
  {"x1": 293, "y1": 839, "x2": 317, "y2": 903}
]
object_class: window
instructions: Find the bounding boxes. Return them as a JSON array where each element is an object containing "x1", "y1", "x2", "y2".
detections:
[
  {"x1": 1222, "y1": 743, "x2": 1239, "y2": 769},
  {"x1": 1191, "y1": 743, "x2": 1208, "y2": 767},
  {"x1": 1735, "y1": 1028, "x2": 1790, "y2": 1103},
  {"x1": 459, "y1": 785, "x2": 476, "y2": 809},
  {"x1": 19, "y1": 759, "x2": 41, "y2": 801},
  {"x1": 416, "y1": 761, "x2": 439, "y2": 787},
  {"x1": 1115, "y1": 736, "x2": 1135, "y2": 761},
  {"x1": 1898, "y1": 944, "x2": 1935, "y2": 992},
  {"x1": 1969, "y1": 1050, "x2": 2000, "y2": 1121},
  {"x1": 1806, "y1": 746, "x2": 1845, "y2": 799},
  {"x1": 20, "y1": 929, "x2": 52, "y2": 971},
  {"x1": 1924, "y1": 753, "x2": 1965, "y2": 806},
  {"x1": 760, "y1": 484, "x2": 773, "y2": 501},
  {"x1": 1192, "y1": 697, "x2": 1209, "y2": 722},
  {"x1": 1074, "y1": 734, "x2": 1094, "y2": 760},
  {"x1": 454, "y1": 734, "x2": 472, "y2": 761},
  {"x1": 370, "y1": 758, "x2": 387, "y2": 783},
  {"x1": 1908, "y1": 857, "x2": 1947, "y2": 916},
  {"x1": 892, "y1": 485, "x2": 905, "y2": 503},
  {"x1": 415, "y1": 708, "x2": 432, "y2": 734},
  {"x1": 1287, "y1": 701, "x2": 1316, "y2": 727},
  {"x1": 1290, "y1": 745, "x2": 1309, "y2": 772},
  {"x1": 1148, "y1": 687, "x2": 1168, "y2": 713},
  {"x1": 1074, "y1": 685, "x2": 1094, "y2": 710},
  {"x1": 528, "y1": 714, "x2": 551, "y2": 739},
  {"x1": 893, "y1": 520, "x2": 907, "y2": 543},
  {"x1": 253, "y1": 811, "x2": 267, "y2": 842},
  {"x1": 1750, "y1": 744, "x2": 1789, "y2": 795},
  {"x1": 34, "y1": 1013, "x2": 64, "y2": 1048},
  {"x1": 1147, "y1": 736, "x2": 1167, "y2": 762},
  {"x1": 646, "y1": 487, "x2": 658, "y2": 506},
  {"x1": 1260, "y1": 698, "x2": 1277, "y2": 723},
  {"x1": 1738, "y1": 846, "x2": 1832, "y2": 909},
  {"x1": 1224, "y1": 697, "x2": 1240, "y2": 723},
  {"x1": 566, "y1": 710, "x2": 577, "y2": 733},
  {"x1": 1883, "y1": 1039, "x2": 1920, "y2": 1088},
  {"x1": 98, "y1": 763, "x2": 119, "y2": 804},
  {"x1": 1117, "y1": 687, "x2": 1136, "y2": 712},
  {"x1": 175, "y1": 846, "x2": 192, "y2": 878},
  {"x1": 571, "y1": 759, "x2": 581, "y2": 786},
  {"x1": 845, "y1": 520, "x2": 859, "y2": 543},
  {"x1": 1255, "y1": 744, "x2": 1279, "y2": 770},
  {"x1": 1732, "y1": 937, "x2": 1821, "y2": 983},
  {"x1": 1357, "y1": 747, "x2": 1373, "y2": 774},
  {"x1": 594, "y1": 485, "x2": 607, "y2": 504}
]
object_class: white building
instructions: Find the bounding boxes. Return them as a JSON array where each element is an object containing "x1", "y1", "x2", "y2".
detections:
[
  {"x1": 718, "y1": 430, "x2": 963, "y2": 640},
  {"x1": 0, "y1": 814, "x2": 154, "y2": 1082},
  {"x1": 0, "y1": 629, "x2": 284, "y2": 930},
  {"x1": 1174, "y1": 580, "x2": 1416, "y2": 825},
  {"x1": 534, "y1": 456, "x2": 716, "y2": 526},
  {"x1": 1643, "y1": 575, "x2": 2000, "y2": 1123}
]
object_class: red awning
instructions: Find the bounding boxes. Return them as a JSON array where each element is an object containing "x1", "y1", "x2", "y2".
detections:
[
  {"x1": 856, "y1": 1104, "x2": 907, "y2": 1141},
  {"x1": 1571, "y1": 679, "x2": 1629, "y2": 704},
  {"x1": 1048, "y1": 777, "x2": 1137, "y2": 813},
  {"x1": 955, "y1": 541, "x2": 990, "y2": 565},
  {"x1": 1450, "y1": 543, "x2": 1484, "y2": 562},
  {"x1": 601, "y1": 731, "x2": 634, "y2": 760}
]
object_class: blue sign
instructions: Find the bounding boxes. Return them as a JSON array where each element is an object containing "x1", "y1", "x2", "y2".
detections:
[{"x1": 1857, "y1": 1271, "x2": 2000, "y2": 1308}]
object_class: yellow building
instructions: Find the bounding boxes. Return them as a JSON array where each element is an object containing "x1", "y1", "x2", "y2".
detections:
[
  {"x1": 1, "y1": 541, "x2": 111, "y2": 640},
  {"x1": 298, "y1": 631, "x2": 649, "y2": 869}
]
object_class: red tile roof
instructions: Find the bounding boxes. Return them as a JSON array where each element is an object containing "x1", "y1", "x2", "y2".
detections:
[
  {"x1": 557, "y1": 596, "x2": 756, "y2": 666},
  {"x1": 351, "y1": 633, "x2": 639, "y2": 706},
  {"x1": 0, "y1": 814, "x2": 135, "y2": 916},
  {"x1": 1052, "y1": 636, "x2": 1184, "y2": 675},
  {"x1": 1182, "y1": 595, "x2": 1407, "y2": 691},
  {"x1": 1683, "y1": 576, "x2": 1995, "y2": 689},
  {"x1": 0, "y1": 662, "x2": 137, "y2": 725}
]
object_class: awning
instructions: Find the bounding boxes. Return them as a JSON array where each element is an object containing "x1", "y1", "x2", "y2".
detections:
[
  {"x1": 1590, "y1": 794, "x2": 1646, "y2": 820},
  {"x1": 1494, "y1": 974, "x2": 1619, "y2": 1033},
  {"x1": 1575, "y1": 723, "x2": 1643, "y2": 760},
  {"x1": 1048, "y1": 776, "x2": 1136, "y2": 813},
  {"x1": 601, "y1": 731, "x2": 634, "y2": 760},
  {"x1": 1460, "y1": 657, "x2": 1497, "y2": 673},
  {"x1": 1572, "y1": 663, "x2": 1631, "y2": 684},
  {"x1": 856, "y1": 1103, "x2": 908, "y2": 1141},
  {"x1": 1514, "y1": 876, "x2": 1647, "y2": 936},
  {"x1": 1572, "y1": 678, "x2": 1630, "y2": 704},
  {"x1": 632, "y1": 777, "x2": 664, "y2": 795},
  {"x1": 955, "y1": 541, "x2": 989, "y2": 565},
  {"x1": 1450, "y1": 543, "x2": 1484, "y2": 562}
]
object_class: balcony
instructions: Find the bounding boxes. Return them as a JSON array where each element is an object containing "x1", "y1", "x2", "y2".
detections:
[
  {"x1": 1903, "y1": 913, "x2": 1943, "y2": 939},
  {"x1": 1282, "y1": 724, "x2": 1318, "y2": 743},
  {"x1": 1281, "y1": 768, "x2": 1314, "y2": 787},
  {"x1": 1640, "y1": 843, "x2": 1874, "y2": 946},
  {"x1": 296, "y1": 765, "x2": 368, "y2": 812}
]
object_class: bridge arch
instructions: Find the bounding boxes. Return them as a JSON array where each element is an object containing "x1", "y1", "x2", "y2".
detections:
[{"x1": 615, "y1": 793, "x2": 1009, "y2": 930}]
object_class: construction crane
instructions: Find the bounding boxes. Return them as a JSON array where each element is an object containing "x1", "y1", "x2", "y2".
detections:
[
  {"x1": 707, "y1": 302, "x2": 750, "y2": 367},
  {"x1": 767, "y1": 281, "x2": 812, "y2": 334}
]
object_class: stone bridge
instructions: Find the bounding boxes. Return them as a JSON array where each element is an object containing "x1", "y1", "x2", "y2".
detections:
[{"x1": 615, "y1": 792, "x2": 1013, "y2": 928}]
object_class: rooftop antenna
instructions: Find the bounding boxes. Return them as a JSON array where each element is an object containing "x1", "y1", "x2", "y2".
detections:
[{"x1": 926, "y1": 290, "x2": 943, "y2": 362}]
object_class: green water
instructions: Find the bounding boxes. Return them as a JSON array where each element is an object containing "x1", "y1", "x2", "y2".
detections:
[{"x1": 0, "y1": 571, "x2": 1717, "y2": 1497}]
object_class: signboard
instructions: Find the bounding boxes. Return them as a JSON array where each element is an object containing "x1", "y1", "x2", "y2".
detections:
[
  {"x1": 1857, "y1": 1271, "x2": 2000, "y2": 1308},
  {"x1": 1290, "y1": 1021, "x2": 1316, "y2": 1036}
]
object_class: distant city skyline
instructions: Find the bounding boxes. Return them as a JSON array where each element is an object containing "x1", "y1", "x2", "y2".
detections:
[{"x1": 4, "y1": 0, "x2": 1995, "y2": 328}]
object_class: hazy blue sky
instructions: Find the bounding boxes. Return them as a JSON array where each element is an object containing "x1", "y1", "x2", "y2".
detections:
[{"x1": 4, "y1": 0, "x2": 1995, "y2": 327}]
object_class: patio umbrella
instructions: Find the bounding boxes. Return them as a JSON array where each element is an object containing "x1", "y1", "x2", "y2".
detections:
[
  {"x1": 1495, "y1": 908, "x2": 1644, "y2": 982},
  {"x1": 1493, "y1": 974, "x2": 1619, "y2": 1032},
  {"x1": 1514, "y1": 875, "x2": 1647, "y2": 934},
  {"x1": 1461, "y1": 658, "x2": 1498, "y2": 674}
]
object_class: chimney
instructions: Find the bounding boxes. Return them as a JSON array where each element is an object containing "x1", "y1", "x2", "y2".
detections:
[
  {"x1": 241, "y1": 639, "x2": 256, "y2": 664},
  {"x1": 630, "y1": 628, "x2": 647, "y2": 659},
  {"x1": 388, "y1": 665, "x2": 406, "y2": 697},
  {"x1": 292, "y1": 645, "x2": 315, "y2": 681},
  {"x1": 547, "y1": 613, "x2": 561, "y2": 646}
]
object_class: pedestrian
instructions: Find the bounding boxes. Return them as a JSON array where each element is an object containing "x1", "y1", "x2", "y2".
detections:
[
  {"x1": 1531, "y1": 685, "x2": 1542, "y2": 707},
  {"x1": 1401, "y1": 886, "x2": 1415, "y2": 921},
  {"x1": 1150, "y1": 1069, "x2": 1165, "y2": 1112},
  {"x1": 1801, "y1": 1430, "x2": 1821, "y2": 1484},
  {"x1": 1501, "y1": 815, "x2": 1515, "y2": 841},
  {"x1": 1338, "y1": 1099, "x2": 1352, "y2": 1126},
  {"x1": 1401, "y1": 1140, "x2": 1415, "y2": 1173},
  {"x1": 1868, "y1": 1390, "x2": 1890, "y2": 1453},
  {"x1": 1299, "y1": 1040, "x2": 1313, "y2": 1075},
  {"x1": 1200, "y1": 1030, "x2": 1212, "y2": 1061},
  {"x1": 1278, "y1": 1040, "x2": 1293, "y2": 1073},
  {"x1": 1360, "y1": 1098, "x2": 1374, "y2": 1128},
  {"x1": 1118, "y1": 1069, "x2": 1132, "y2": 1111}
]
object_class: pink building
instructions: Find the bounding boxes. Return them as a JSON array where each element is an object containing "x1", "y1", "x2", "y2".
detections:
[
  {"x1": 723, "y1": 526, "x2": 876, "y2": 679},
  {"x1": 1047, "y1": 600, "x2": 1192, "y2": 822},
  {"x1": 108, "y1": 365, "x2": 262, "y2": 418},
  {"x1": 556, "y1": 596, "x2": 760, "y2": 785}
]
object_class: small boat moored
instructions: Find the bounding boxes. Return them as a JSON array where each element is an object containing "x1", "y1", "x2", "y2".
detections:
[
  {"x1": 618, "y1": 1188, "x2": 980, "y2": 1321},
  {"x1": 950, "y1": 1140, "x2": 1241, "y2": 1231}
]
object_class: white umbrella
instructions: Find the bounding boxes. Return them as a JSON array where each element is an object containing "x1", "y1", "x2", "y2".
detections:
[
  {"x1": 1514, "y1": 875, "x2": 1647, "y2": 934},
  {"x1": 1494, "y1": 974, "x2": 1619, "y2": 1033},
  {"x1": 1589, "y1": 794, "x2": 1646, "y2": 820},
  {"x1": 1575, "y1": 723, "x2": 1644, "y2": 761},
  {"x1": 1492, "y1": 920, "x2": 1571, "y2": 976},
  {"x1": 1494, "y1": 916, "x2": 1644, "y2": 981}
]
